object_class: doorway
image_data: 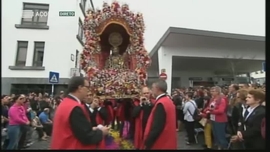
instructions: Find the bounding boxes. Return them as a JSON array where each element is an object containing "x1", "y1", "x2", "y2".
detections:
[{"x1": 193, "y1": 81, "x2": 215, "y2": 87}]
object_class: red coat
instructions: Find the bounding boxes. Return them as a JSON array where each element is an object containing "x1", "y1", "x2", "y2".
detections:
[
  {"x1": 208, "y1": 97, "x2": 228, "y2": 123},
  {"x1": 50, "y1": 97, "x2": 100, "y2": 149},
  {"x1": 143, "y1": 96, "x2": 177, "y2": 149},
  {"x1": 103, "y1": 100, "x2": 114, "y2": 124},
  {"x1": 133, "y1": 99, "x2": 143, "y2": 149},
  {"x1": 116, "y1": 103, "x2": 125, "y2": 121},
  {"x1": 105, "y1": 105, "x2": 114, "y2": 124},
  {"x1": 133, "y1": 99, "x2": 156, "y2": 149}
]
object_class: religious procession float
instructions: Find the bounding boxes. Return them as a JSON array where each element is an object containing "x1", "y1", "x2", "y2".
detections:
[
  {"x1": 80, "y1": 1, "x2": 151, "y2": 149},
  {"x1": 81, "y1": 1, "x2": 151, "y2": 100}
]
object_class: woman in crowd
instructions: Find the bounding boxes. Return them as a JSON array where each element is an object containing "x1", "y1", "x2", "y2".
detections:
[
  {"x1": 227, "y1": 93, "x2": 238, "y2": 135},
  {"x1": 232, "y1": 89, "x2": 248, "y2": 132},
  {"x1": 31, "y1": 111, "x2": 48, "y2": 141},
  {"x1": 54, "y1": 96, "x2": 62, "y2": 109},
  {"x1": 195, "y1": 90, "x2": 204, "y2": 109},
  {"x1": 172, "y1": 90, "x2": 184, "y2": 131},
  {"x1": 18, "y1": 98, "x2": 33, "y2": 149},
  {"x1": 200, "y1": 96, "x2": 212, "y2": 149},
  {"x1": 227, "y1": 89, "x2": 248, "y2": 149},
  {"x1": 183, "y1": 92, "x2": 197, "y2": 145},
  {"x1": 207, "y1": 86, "x2": 228, "y2": 150},
  {"x1": 7, "y1": 94, "x2": 30, "y2": 150}
]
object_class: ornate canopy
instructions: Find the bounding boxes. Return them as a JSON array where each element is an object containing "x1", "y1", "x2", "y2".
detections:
[{"x1": 80, "y1": 1, "x2": 151, "y2": 98}]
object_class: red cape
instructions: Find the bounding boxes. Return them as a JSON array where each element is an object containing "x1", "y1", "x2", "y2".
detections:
[
  {"x1": 143, "y1": 96, "x2": 177, "y2": 149},
  {"x1": 95, "y1": 111, "x2": 106, "y2": 149},
  {"x1": 134, "y1": 99, "x2": 143, "y2": 149},
  {"x1": 134, "y1": 99, "x2": 155, "y2": 149},
  {"x1": 106, "y1": 105, "x2": 114, "y2": 124},
  {"x1": 51, "y1": 97, "x2": 98, "y2": 149},
  {"x1": 116, "y1": 103, "x2": 125, "y2": 121}
]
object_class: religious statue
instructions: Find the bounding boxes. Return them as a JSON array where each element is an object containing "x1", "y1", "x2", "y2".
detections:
[
  {"x1": 105, "y1": 46, "x2": 127, "y2": 69},
  {"x1": 104, "y1": 32, "x2": 127, "y2": 69}
]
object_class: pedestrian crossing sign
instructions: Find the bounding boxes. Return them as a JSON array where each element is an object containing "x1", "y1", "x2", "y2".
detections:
[{"x1": 49, "y1": 71, "x2": 59, "y2": 84}]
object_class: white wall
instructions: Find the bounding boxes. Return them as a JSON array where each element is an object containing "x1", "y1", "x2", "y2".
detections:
[
  {"x1": 250, "y1": 71, "x2": 265, "y2": 79},
  {"x1": 92, "y1": 0, "x2": 265, "y2": 52},
  {"x1": 162, "y1": 39, "x2": 265, "y2": 61},
  {"x1": 2, "y1": 0, "x2": 90, "y2": 78}
]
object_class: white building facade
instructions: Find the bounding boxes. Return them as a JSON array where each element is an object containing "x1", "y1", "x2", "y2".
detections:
[
  {"x1": 2, "y1": 0, "x2": 92, "y2": 94},
  {"x1": 2, "y1": 0, "x2": 265, "y2": 94}
]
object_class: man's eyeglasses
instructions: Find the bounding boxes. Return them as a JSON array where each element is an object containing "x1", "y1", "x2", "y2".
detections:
[{"x1": 143, "y1": 92, "x2": 150, "y2": 95}]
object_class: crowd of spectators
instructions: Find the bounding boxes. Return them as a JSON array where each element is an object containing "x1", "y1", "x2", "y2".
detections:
[
  {"x1": 1, "y1": 83, "x2": 266, "y2": 150},
  {"x1": 171, "y1": 83, "x2": 265, "y2": 150},
  {"x1": 1, "y1": 91, "x2": 64, "y2": 150}
]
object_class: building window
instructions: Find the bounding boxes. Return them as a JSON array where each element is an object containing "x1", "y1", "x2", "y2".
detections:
[
  {"x1": 78, "y1": 19, "x2": 84, "y2": 40},
  {"x1": 15, "y1": 41, "x2": 28, "y2": 66},
  {"x1": 21, "y1": 3, "x2": 49, "y2": 25},
  {"x1": 75, "y1": 50, "x2": 79, "y2": 68},
  {"x1": 33, "y1": 42, "x2": 45, "y2": 67}
]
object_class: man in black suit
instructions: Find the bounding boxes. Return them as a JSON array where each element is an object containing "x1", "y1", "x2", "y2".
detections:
[{"x1": 231, "y1": 89, "x2": 265, "y2": 149}]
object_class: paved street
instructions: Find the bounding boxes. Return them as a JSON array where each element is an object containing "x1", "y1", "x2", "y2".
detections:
[{"x1": 26, "y1": 131, "x2": 204, "y2": 150}]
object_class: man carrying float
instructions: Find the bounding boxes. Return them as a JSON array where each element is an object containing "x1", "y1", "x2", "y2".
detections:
[{"x1": 80, "y1": 1, "x2": 151, "y2": 149}]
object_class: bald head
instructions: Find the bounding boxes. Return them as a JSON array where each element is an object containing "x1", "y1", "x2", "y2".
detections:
[
  {"x1": 141, "y1": 87, "x2": 151, "y2": 99},
  {"x1": 44, "y1": 108, "x2": 50, "y2": 113}
]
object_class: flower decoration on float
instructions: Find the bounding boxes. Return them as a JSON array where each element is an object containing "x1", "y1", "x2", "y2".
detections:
[{"x1": 80, "y1": 0, "x2": 151, "y2": 98}]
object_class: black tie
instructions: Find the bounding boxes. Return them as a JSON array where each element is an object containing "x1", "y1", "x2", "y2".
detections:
[{"x1": 244, "y1": 108, "x2": 249, "y2": 119}]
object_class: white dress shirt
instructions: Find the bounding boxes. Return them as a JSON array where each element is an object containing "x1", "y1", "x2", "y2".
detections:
[
  {"x1": 85, "y1": 103, "x2": 101, "y2": 113},
  {"x1": 156, "y1": 93, "x2": 166, "y2": 100},
  {"x1": 68, "y1": 93, "x2": 81, "y2": 104},
  {"x1": 245, "y1": 105, "x2": 259, "y2": 121}
]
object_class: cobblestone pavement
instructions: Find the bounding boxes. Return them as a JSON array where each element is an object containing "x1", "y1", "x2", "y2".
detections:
[{"x1": 26, "y1": 131, "x2": 204, "y2": 150}]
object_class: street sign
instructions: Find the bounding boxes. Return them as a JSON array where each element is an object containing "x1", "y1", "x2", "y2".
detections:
[
  {"x1": 49, "y1": 71, "x2": 59, "y2": 84},
  {"x1": 159, "y1": 73, "x2": 167, "y2": 80},
  {"x1": 70, "y1": 68, "x2": 80, "y2": 77},
  {"x1": 262, "y1": 62, "x2": 265, "y2": 72}
]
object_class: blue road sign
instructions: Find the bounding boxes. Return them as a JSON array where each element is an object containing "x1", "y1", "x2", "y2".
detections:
[
  {"x1": 262, "y1": 62, "x2": 265, "y2": 72},
  {"x1": 49, "y1": 71, "x2": 59, "y2": 84}
]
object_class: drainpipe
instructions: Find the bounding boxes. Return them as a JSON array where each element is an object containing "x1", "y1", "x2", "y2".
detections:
[{"x1": 90, "y1": 0, "x2": 95, "y2": 11}]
